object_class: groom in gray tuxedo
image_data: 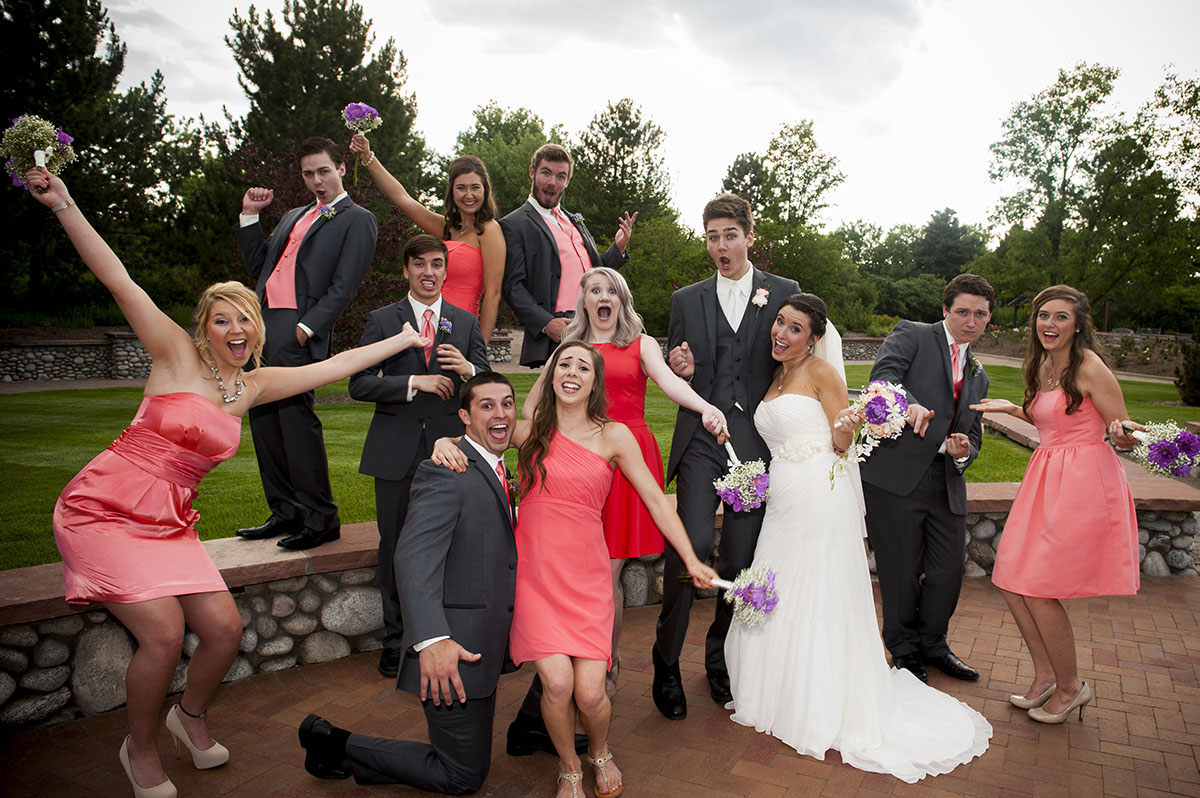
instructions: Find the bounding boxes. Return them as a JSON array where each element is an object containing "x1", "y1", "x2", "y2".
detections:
[
  {"x1": 654, "y1": 193, "x2": 799, "y2": 720},
  {"x1": 298, "y1": 373, "x2": 518, "y2": 794},
  {"x1": 859, "y1": 273, "x2": 994, "y2": 683}
]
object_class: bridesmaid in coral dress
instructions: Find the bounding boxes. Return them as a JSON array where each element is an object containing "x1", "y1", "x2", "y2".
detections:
[
  {"x1": 350, "y1": 134, "x2": 505, "y2": 341},
  {"x1": 972, "y1": 285, "x2": 1142, "y2": 726},
  {"x1": 27, "y1": 168, "x2": 428, "y2": 798},
  {"x1": 436, "y1": 340, "x2": 717, "y2": 798},
  {"x1": 523, "y1": 268, "x2": 727, "y2": 692}
]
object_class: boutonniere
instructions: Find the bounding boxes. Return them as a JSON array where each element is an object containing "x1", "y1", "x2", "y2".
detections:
[
  {"x1": 569, "y1": 211, "x2": 584, "y2": 225},
  {"x1": 967, "y1": 356, "x2": 982, "y2": 379},
  {"x1": 506, "y1": 477, "x2": 520, "y2": 507},
  {"x1": 751, "y1": 287, "x2": 770, "y2": 316},
  {"x1": 319, "y1": 204, "x2": 336, "y2": 220},
  {"x1": 437, "y1": 317, "x2": 453, "y2": 339}
]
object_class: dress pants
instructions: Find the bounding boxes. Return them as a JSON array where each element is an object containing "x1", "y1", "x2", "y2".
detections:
[
  {"x1": 346, "y1": 692, "x2": 496, "y2": 795},
  {"x1": 248, "y1": 308, "x2": 337, "y2": 532},
  {"x1": 376, "y1": 432, "x2": 429, "y2": 654},
  {"x1": 863, "y1": 459, "x2": 965, "y2": 659},
  {"x1": 656, "y1": 408, "x2": 764, "y2": 674}
]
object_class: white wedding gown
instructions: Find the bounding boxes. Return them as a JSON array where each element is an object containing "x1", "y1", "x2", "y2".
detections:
[{"x1": 725, "y1": 394, "x2": 992, "y2": 783}]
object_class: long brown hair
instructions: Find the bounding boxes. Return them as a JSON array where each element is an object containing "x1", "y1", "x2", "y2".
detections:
[
  {"x1": 517, "y1": 341, "x2": 609, "y2": 495},
  {"x1": 1021, "y1": 285, "x2": 1107, "y2": 415},
  {"x1": 442, "y1": 155, "x2": 497, "y2": 237}
]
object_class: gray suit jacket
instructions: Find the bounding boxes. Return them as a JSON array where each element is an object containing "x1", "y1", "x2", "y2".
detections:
[
  {"x1": 235, "y1": 196, "x2": 377, "y2": 360},
  {"x1": 665, "y1": 269, "x2": 800, "y2": 482},
  {"x1": 858, "y1": 319, "x2": 988, "y2": 515},
  {"x1": 395, "y1": 440, "x2": 518, "y2": 698},
  {"x1": 349, "y1": 299, "x2": 490, "y2": 481},
  {"x1": 500, "y1": 201, "x2": 627, "y2": 367}
]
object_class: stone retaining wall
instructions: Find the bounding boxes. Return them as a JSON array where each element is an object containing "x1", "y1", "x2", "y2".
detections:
[{"x1": 0, "y1": 333, "x2": 151, "y2": 383}]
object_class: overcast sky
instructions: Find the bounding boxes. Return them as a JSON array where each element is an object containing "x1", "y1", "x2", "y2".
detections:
[{"x1": 106, "y1": 0, "x2": 1200, "y2": 235}]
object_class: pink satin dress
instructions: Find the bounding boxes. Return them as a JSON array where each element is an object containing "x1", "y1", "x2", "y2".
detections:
[
  {"x1": 52, "y1": 392, "x2": 241, "y2": 604},
  {"x1": 991, "y1": 391, "x2": 1140, "y2": 598},
  {"x1": 510, "y1": 433, "x2": 615, "y2": 667},
  {"x1": 442, "y1": 240, "x2": 484, "y2": 315},
  {"x1": 596, "y1": 339, "x2": 666, "y2": 558}
]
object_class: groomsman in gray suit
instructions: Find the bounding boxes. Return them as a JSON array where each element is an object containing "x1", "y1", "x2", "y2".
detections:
[
  {"x1": 298, "y1": 373, "x2": 520, "y2": 794},
  {"x1": 348, "y1": 234, "x2": 489, "y2": 679},
  {"x1": 235, "y1": 136, "x2": 377, "y2": 550},
  {"x1": 654, "y1": 194, "x2": 799, "y2": 720},
  {"x1": 860, "y1": 273, "x2": 994, "y2": 683}
]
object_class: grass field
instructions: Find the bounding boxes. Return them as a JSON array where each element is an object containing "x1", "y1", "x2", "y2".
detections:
[{"x1": 2, "y1": 366, "x2": 1194, "y2": 570}]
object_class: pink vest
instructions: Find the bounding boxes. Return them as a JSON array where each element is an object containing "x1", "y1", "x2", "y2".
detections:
[
  {"x1": 543, "y1": 209, "x2": 592, "y2": 313},
  {"x1": 264, "y1": 207, "x2": 321, "y2": 309}
]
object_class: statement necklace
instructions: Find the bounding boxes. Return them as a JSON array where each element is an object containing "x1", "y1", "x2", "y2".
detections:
[
  {"x1": 1045, "y1": 364, "x2": 1065, "y2": 391},
  {"x1": 208, "y1": 354, "x2": 245, "y2": 403}
]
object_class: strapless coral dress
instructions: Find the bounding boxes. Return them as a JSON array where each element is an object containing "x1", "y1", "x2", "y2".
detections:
[
  {"x1": 52, "y1": 392, "x2": 241, "y2": 604},
  {"x1": 442, "y1": 240, "x2": 484, "y2": 316}
]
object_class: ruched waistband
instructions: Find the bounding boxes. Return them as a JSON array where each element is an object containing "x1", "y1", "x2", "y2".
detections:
[{"x1": 107, "y1": 425, "x2": 214, "y2": 487}]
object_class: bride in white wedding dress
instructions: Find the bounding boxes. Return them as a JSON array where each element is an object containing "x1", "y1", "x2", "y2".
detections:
[{"x1": 724, "y1": 294, "x2": 991, "y2": 783}]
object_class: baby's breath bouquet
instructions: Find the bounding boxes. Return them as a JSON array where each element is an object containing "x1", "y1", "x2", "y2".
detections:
[
  {"x1": 2, "y1": 115, "x2": 76, "y2": 192},
  {"x1": 712, "y1": 566, "x2": 780, "y2": 628},
  {"x1": 713, "y1": 440, "x2": 769, "y2": 512},
  {"x1": 1126, "y1": 421, "x2": 1199, "y2": 477}
]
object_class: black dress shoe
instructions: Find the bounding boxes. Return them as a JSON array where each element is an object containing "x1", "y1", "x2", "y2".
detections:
[
  {"x1": 298, "y1": 714, "x2": 352, "y2": 780},
  {"x1": 707, "y1": 669, "x2": 732, "y2": 704},
  {"x1": 505, "y1": 716, "x2": 587, "y2": 756},
  {"x1": 652, "y1": 646, "x2": 687, "y2": 720},
  {"x1": 922, "y1": 651, "x2": 980, "y2": 681},
  {"x1": 892, "y1": 654, "x2": 928, "y2": 683},
  {"x1": 377, "y1": 647, "x2": 401, "y2": 678},
  {"x1": 236, "y1": 515, "x2": 303, "y2": 540},
  {"x1": 277, "y1": 527, "x2": 341, "y2": 550}
]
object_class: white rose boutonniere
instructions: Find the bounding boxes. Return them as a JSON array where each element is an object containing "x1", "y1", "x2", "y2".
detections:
[{"x1": 751, "y1": 287, "x2": 770, "y2": 316}]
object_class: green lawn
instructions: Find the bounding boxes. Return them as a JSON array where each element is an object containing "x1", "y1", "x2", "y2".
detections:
[{"x1": 2, "y1": 366, "x2": 1194, "y2": 570}]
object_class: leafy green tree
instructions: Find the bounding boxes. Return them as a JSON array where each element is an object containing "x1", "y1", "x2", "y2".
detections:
[
  {"x1": 988, "y1": 61, "x2": 1121, "y2": 257},
  {"x1": 911, "y1": 208, "x2": 987, "y2": 281},
  {"x1": 1141, "y1": 70, "x2": 1200, "y2": 214},
  {"x1": 622, "y1": 217, "x2": 709, "y2": 336},
  {"x1": 570, "y1": 98, "x2": 676, "y2": 232},
  {"x1": 754, "y1": 221, "x2": 874, "y2": 331},
  {"x1": 764, "y1": 121, "x2": 845, "y2": 227},
  {"x1": 1, "y1": 0, "x2": 199, "y2": 311},
  {"x1": 721, "y1": 152, "x2": 781, "y2": 224},
  {"x1": 225, "y1": 0, "x2": 430, "y2": 193},
  {"x1": 452, "y1": 102, "x2": 557, "y2": 216}
]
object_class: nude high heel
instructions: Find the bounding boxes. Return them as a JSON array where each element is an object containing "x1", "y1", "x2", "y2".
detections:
[
  {"x1": 119, "y1": 736, "x2": 177, "y2": 798},
  {"x1": 1009, "y1": 683, "x2": 1056, "y2": 710},
  {"x1": 165, "y1": 704, "x2": 230, "y2": 769},
  {"x1": 1028, "y1": 681, "x2": 1092, "y2": 724}
]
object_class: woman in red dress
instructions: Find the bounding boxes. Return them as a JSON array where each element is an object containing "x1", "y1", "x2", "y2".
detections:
[
  {"x1": 524, "y1": 268, "x2": 726, "y2": 692},
  {"x1": 349, "y1": 135, "x2": 504, "y2": 341},
  {"x1": 28, "y1": 168, "x2": 427, "y2": 798},
  {"x1": 973, "y1": 285, "x2": 1141, "y2": 724}
]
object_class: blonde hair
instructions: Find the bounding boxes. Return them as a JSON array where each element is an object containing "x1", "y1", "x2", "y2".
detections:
[
  {"x1": 561, "y1": 267, "x2": 645, "y2": 348},
  {"x1": 192, "y1": 281, "x2": 265, "y2": 366}
]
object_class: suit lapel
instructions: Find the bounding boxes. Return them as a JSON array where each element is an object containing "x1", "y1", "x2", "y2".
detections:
[
  {"x1": 463, "y1": 441, "x2": 514, "y2": 531},
  {"x1": 562, "y1": 206, "x2": 601, "y2": 265},
  {"x1": 745, "y1": 270, "x2": 770, "y2": 355},
  {"x1": 934, "y1": 321, "x2": 955, "y2": 390},
  {"x1": 396, "y1": 299, "x2": 429, "y2": 374},
  {"x1": 524, "y1": 203, "x2": 558, "y2": 255},
  {"x1": 699, "y1": 275, "x2": 718, "y2": 358}
]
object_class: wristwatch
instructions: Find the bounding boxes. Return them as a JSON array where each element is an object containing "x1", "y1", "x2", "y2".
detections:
[{"x1": 954, "y1": 454, "x2": 969, "y2": 465}]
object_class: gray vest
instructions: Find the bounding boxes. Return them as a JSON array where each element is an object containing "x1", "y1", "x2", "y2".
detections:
[{"x1": 713, "y1": 306, "x2": 753, "y2": 416}]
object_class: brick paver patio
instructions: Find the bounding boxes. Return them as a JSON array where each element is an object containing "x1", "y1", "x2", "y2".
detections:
[{"x1": 3, "y1": 578, "x2": 1199, "y2": 797}]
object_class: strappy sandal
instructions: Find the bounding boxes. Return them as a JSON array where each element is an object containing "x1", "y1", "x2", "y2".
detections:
[
  {"x1": 586, "y1": 751, "x2": 623, "y2": 798},
  {"x1": 557, "y1": 770, "x2": 584, "y2": 798}
]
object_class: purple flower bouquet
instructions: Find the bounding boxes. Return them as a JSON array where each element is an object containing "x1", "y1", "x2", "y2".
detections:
[
  {"x1": 1128, "y1": 421, "x2": 1199, "y2": 477},
  {"x1": 342, "y1": 102, "x2": 383, "y2": 183},
  {"x1": 711, "y1": 566, "x2": 780, "y2": 628},
  {"x1": 713, "y1": 440, "x2": 769, "y2": 511},
  {"x1": 2, "y1": 115, "x2": 76, "y2": 192},
  {"x1": 830, "y1": 380, "x2": 909, "y2": 485}
]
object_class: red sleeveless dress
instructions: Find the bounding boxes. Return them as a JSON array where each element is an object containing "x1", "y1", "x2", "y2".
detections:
[{"x1": 596, "y1": 338, "x2": 666, "y2": 558}]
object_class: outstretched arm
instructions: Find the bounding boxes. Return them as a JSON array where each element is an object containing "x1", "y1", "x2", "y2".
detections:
[
  {"x1": 349, "y1": 134, "x2": 444, "y2": 236},
  {"x1": 26, "y1": 169, "x2": 192, "y2": 365},
  {"x1": 251, "y1": 323, "x2": 428, "y2": 405},
  {"x1": 606, "y1": 423, "x2": 716, "y2": 587},
  {"x1": 640, "y1": 335, "x2": 726, "y2": 438},
  {"x1": 477, "y1": 221, "x2": 506, "y2": 342}
]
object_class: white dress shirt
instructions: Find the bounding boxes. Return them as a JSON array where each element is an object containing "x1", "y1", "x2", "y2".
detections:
[{"x1": 715, "y1": 268, "x2": 755, "y2": 331}]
